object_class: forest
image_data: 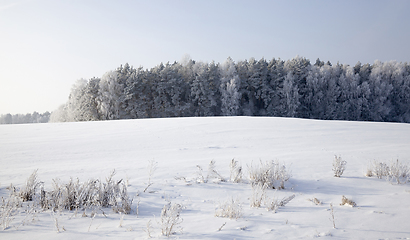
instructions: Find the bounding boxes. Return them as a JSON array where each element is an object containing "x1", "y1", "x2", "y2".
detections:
[
  {"x1": 2, "y1": 56, "x2": 410, "y2": 124},
  {"x1": 0, "y1": 111, "x2": 50, "y2": 124}
]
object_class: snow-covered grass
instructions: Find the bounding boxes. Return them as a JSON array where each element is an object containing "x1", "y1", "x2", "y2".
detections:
[
  {"x1": 1, "y1": 116, "x2": 410, "y2": 239},
  {"x1": 366, "y1": 159, "x2": 410, "y2": 184},
  {"x1": 247, "y1": 160, "x2": 291, "y2": 189},
  {"x1": 332, "y1": 156, "x2": 347, "y2": 177}
]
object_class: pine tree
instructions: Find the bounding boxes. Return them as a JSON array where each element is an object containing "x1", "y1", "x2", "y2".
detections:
[
  {"x1": 191, "y1": 62, "x2": 218, "y2": 116},
  {"x1": 266, "y1": 58, "x2": 286, "y2": 116},
  {"x1": 282, "y1": 72, "x2": 300, "y2": 117},
  {"x1": 337, "y1": 65, "x2": 361, "y2": 120},
  {"x1": 367, "y1": 60, "x2": 394, "y2": 121},
  {"x1": 123, "y1": 67, "x2": 151, "y2": 118},
  {"x1": 305, "y1": 65, "x2": 325, "y2": 119},
  {"x1": 220, "y1": 58, "x2": 240, "y2": 116},
  {"x1": 248, "y1": 58, "x2": 270, "y2": 115},
  {"x1": 284, "y1": 56, "x2": 311, "y2": 118}
]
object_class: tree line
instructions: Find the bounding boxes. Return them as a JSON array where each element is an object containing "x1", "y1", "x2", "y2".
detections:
[
  {"x1": 0, "y1": 111, "x2": 50, "y2": 124},
  {"x1": 3, "y1": 56, "x2": 410, "y2": 124}
]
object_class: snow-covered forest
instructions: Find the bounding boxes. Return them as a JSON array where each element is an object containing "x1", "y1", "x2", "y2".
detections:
[
  {"x1": 3, "y1": 56, "x2": 410, "y2": 124},
  {"x1": 50, "y1": 56, "x2": 410, "y2": 123}
]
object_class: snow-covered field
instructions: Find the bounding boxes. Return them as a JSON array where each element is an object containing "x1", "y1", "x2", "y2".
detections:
[{"x1": 1, "y1": 117, "x2": 410, "y2": 239}]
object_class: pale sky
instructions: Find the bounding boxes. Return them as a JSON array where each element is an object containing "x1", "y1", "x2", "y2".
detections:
[{"x1": 1, "y1": 0, "x2": 409, "y2": 115}]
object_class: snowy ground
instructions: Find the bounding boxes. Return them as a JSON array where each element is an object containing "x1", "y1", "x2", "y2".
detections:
[{"x1": 1, "y1": 117, "x2": 410, "y2": 239}]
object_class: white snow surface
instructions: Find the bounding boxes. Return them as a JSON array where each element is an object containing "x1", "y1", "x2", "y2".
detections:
[{"x1": 1, "y1": 116, "x2": 410, "y2": 239}]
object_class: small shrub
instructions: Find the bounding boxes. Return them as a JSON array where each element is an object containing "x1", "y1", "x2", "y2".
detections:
[
  {"x1": 143, "y1": 160, "x2": 157, "y2": 193},
  {"x1": 369, "y1": 161, "x2": 390, "y2": 179},
  {"x1": 366, "y1": 159, "x2": 409, "y2": 184},
  {"x1": 250, "y1": 183, "x2": 266, "y2": 208},
  {"x1": 386, "y1": 159, "x2": 409, "y2": 184},
  {"x1": 265, "y1": 194, "x2": 295, "y2": 212},
  {"x1": 113, "y1": 184, "x2": 133, "y2": 214},
  {"x1": 279, "y1": 194, "x2": 295, "y2": 207},
  {"x1": 265, "y1": 198, "x2": 279, "y2": 212},
  {"x1": 329, "y1": 203, "x2": 336, "y2": 229},
  {"x1": 195, "y1": 165, "x2": 206, "y2": 183},
  {"x1": 365, "y1": 168, "x2": 373, "y2": 177},
  {"x1": 340, "y1": 195, "x2": 356, "y2": 207},
  {"x1": 249, "y1": 182, "x2": 295, "y2": 213},
  {"x1": 229, "y1": 159, "x2": 242, "y2": 183},
  {"x1": 160, "y1": 202, "x2": 183, "y2": 237},
  {"x1": 144, "y1": 219, "x2": 153, "y2": 238},
  {"x1": 19, "y1": 170, "x2": 41, "y2": 202},
  {"x1": 308, "y1": 197, "x2": 322, "y2": 205},
  {"x1": 248, "y1": 160, "x2": 291, "y2": 189},
  {"x1": 207, "y1": 160, "x2": 225, "y2": 183},
  {"x1": 215, "y1": 198, "x2": 242, "y2": 219},
  {"x1": 1, "y1": 189, "x2": 21, "y2": 230},
  {"x1": 99, "y1": 170, "x2": 122, "y2": 208},
  {"x1": 332, "y1": 156, "x2": 346, "y2": 177}
]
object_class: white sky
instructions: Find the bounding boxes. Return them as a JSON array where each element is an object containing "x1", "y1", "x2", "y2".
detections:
[{"x1": 1, "y1": 0, "x2": 409, "y2": 115}]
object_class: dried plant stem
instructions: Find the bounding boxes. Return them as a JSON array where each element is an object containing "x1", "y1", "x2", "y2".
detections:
[
  {"x1": 329, "y1": 203, "x2": 336, "y2": 229},
  {"x1": 144, "y1": 160, "x2": 157, "y2": 192},
  {"x1": 218, "y1": 222, "x2": 227, "y2": 231}
]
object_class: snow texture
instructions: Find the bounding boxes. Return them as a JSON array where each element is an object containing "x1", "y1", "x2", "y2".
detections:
[{"x1": 1, "y1": 116, "x2": 409, "y2": 239}]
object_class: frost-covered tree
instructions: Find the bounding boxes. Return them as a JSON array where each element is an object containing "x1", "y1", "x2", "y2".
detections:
[
  {"x1": 191, "y1": 62, "x2": 220, "y2": 116},
  {"x1": 206, "y1": 61, "x2": 222, "y2": 115},
  {"x1": 48, "y1": 78, "x2": 100, "y2": 122},
  {"x1": 337, "y1": 65, "x2": 362, "y2": 120},
  {"x1": 67, "y1": 79, "x2": 88, "y2": 121},
  {"x1": 282, "y1": 72, "x2": 300, "y2": 117},
  {"x1": 220, "y1": 58, "x2": 240, "y2": 116},
  {"x1": 367, "y1": 60, "x2": 394, "y2": 121},
  {"x1": 98, "y1": 71, "x2": 126, "y2": 120},
  {"x1": 0, "y1": 113, "x2": 13, "y2": 124},
  {"x1": 49, "y1": 104, "x2": 69, "y2": 122},
  {"x1": 314, "y1": 58, "x2": 325, "y2": 67},
  {"x1": 266, "y1": 58, "x2": 286, "y2": 116},
  {"x1": 150, "y1": 62, "x2": 190, "y2": 118},
  {"x1": 390, "y1": 63, "x2": 410, "y2": 122},
  {"x1": 149, "y1": 63, "x2": 168, "y2": 118},
  {"x1": 323, "y1": 64, "x2": 340, "y2": 120},
  {"x1": 236, "y1": 59, "x2": 250, "y2": 115},
  {"x1": 123, "y1": 67, "x2": 152, "y2": 118},
  {"x1": 284, "y1": 56, "x2": 311, "y2": 118},
  {"x1": 305, "y1": 65, "x2": 325, "y2": 119},
  {"x1": 66, "y1": 78, "x2": 100, "y2": 121},
  {"x1": 247, "y1": 58, "x2": 270, "y2": 115},
  {"x1": 371, "y1": 61, "x2": 410, "y2": 122}
]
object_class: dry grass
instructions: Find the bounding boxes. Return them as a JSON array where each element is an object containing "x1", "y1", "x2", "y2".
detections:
[
  {"x1": 248, "y1": 160, "x2": 291, "y2": 189},
  {"x1": 340, "y1": 195, "x2": 356, "y2": 207},
  {"x1": 207, "y1": 160, "x2": 226, "y2": 183},
  {"x1": 1, "y1": 169, "x2": 134, "y2": 231},
  {"x1": 229, "y1": 159, "x2": 242, "y2": 183},
  {"x1": 19, "y1": 170, "x2": 41, "y2": 202},
  {"x1": 215, "y1": 198, "x2": 242, "y2": 219},
  {"x1": 250, "y1": 183, "x2": 266, "y2": 208},
  {"x1": 160, "y1": 202, "x2": 183, "y2": 237},
  {"x1": 366, "y1": 159, "x2": 409, "y2": 184},
  {"x1": 332, "y1": 156, "x2": 347, "y2": 177},
  {"x1": 308, "y1": 197, "x2": 322, "y2": 205}
]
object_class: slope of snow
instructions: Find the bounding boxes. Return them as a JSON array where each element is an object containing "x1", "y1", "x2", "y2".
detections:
[{"x1": 1, "y1": 117, "x2": 409, "y2": 239}]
